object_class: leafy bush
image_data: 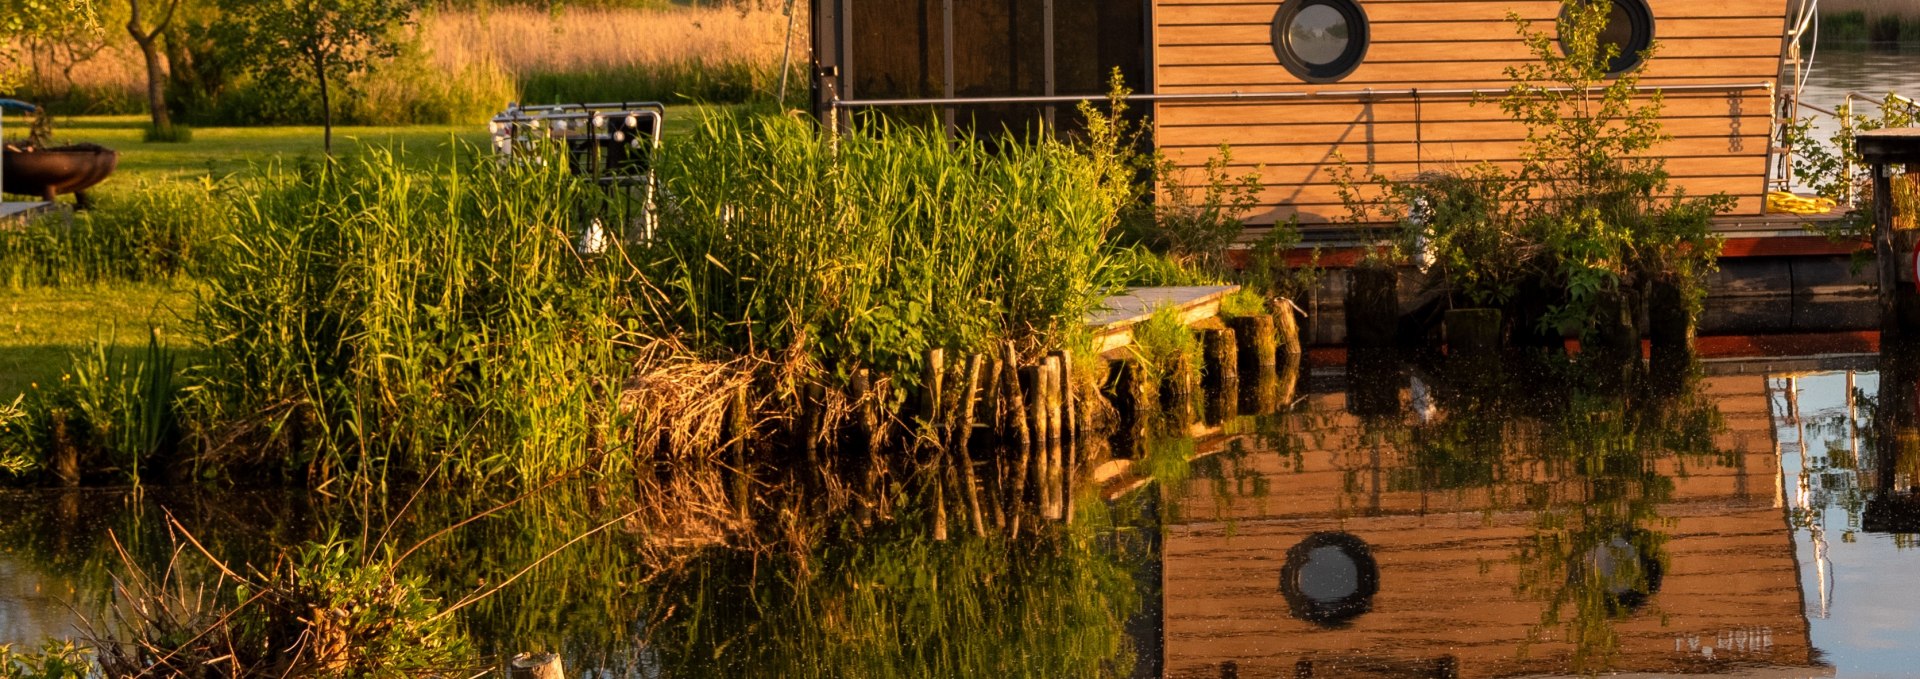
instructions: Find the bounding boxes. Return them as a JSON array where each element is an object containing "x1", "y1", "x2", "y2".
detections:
[{"x1": 0, "y1": 641, "x2": 92, "y2": 679}]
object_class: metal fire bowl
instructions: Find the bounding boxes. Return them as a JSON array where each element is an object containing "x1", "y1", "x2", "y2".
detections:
[{"x1": 2, "y1": 143, "x2": 119, "y2": 199}]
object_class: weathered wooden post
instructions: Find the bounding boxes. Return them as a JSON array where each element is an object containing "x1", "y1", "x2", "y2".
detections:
[
  {"x1": 1201, "y1": 327, "x2": 1239, "y2": 425},
  {"x1": 1857, "y1": 129, "x2": 1920, "y2": 340},
  {"x1": 955, "y1": 354, "x2": 987, "y2": 537},
  {"x1": 1272, "y1": 298, "x2": 1304, "y2": 361},
  {"x1": 727, "y1": 384, "x2": 752, "y2": 522},
  {"x1": 508, "y1": 653, "x2": 565, "y2": 679}
]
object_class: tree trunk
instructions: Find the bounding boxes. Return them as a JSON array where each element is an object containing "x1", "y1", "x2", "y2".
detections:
[
  {"x1": 126, "y1": 0, "x2": 177, "y2": 135},
  {"x1": 135, "y1": 39, "x2": 172, "y2": 133},
  {"x1": 315, "y1": 59, "x2": 333, "y2": 154}
]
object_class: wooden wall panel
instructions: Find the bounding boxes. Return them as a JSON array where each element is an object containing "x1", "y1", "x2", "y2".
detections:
[{"x1": 1149, "y1": 0, "x2": 1792, "y2": 226}]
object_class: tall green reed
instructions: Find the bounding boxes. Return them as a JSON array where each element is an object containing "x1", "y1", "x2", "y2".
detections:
[
  {"x1": 187, "y1": 146, "x2": 638, "y2": 486},
  {"x1": 0, "y1": 330, "x2": 177, "y2": 484},
  {"x1": 647, "y1": 111, "x2": 1134, "y2": 388}
]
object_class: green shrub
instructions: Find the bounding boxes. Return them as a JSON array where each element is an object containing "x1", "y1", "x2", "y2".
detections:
[
  {"x1": 140, "y1": 123, "x2": 193, "y2": 143},
  {"x1": 0, "y1": 641, "x2": 93, "y2": 679}
]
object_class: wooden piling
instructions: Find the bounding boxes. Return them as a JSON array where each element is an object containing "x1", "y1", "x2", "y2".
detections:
[
  {"x1": 1227, "y1": 314, "x2": 1278, "y2": 371},
  {"x1": 1054, "y1": 349, "x2": 1076, "y2": 522},
  {"x1": 1005, "y1": 343, "x2": 1032, "y2": 535},
  {"x1": 508, "y1": 653, "x2": 565, "y2": 679},
  {"x1": 1052, "y1": 358, "x2": 1067, "y2": 521},
  {"x1": 1273, "y1": 298, "x2": 1303, "y2": 360},
  {"x1": 921, "y1": 348, "x2": 946, "y2": 441},
  {"x1": 727, "y1": 384, "x2": 752, "y2": 522},
  {"x1": 1027, "y1": 363, "x2": 1051, "y2": 519},
  {"x1": 1055, "y1": 349, "x2": 1077, "y2": 444},
  {"x1": 955, "y1": 354, "x2": 987, "y2": 537},
  {"x1": 1201, "y1": 327, "x2": 1238, "y2": 392}
]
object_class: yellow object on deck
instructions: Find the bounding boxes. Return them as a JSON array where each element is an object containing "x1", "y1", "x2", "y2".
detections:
[{"x1": 1767, "y1": 191, "x2": 1838, "y2": 215}]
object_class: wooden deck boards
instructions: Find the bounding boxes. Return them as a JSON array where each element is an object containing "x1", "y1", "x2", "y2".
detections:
[{"x1": 1087, "y1": 285, "x2": 1241, "y2": 355}]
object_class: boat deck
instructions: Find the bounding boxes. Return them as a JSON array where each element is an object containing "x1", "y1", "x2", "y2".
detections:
[{"x1": 1243, "y1": 208, "x2": 1862, "y2": 265}]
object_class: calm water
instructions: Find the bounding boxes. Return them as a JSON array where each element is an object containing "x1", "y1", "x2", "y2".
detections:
[{"x1": 8, "y1": 345, "x2": 1920, "y2": 677}]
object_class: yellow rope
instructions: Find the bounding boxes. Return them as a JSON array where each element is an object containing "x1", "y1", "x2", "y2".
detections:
[{"x1": 1767, "y1": 190, "x2": 1838, "y2": 215}]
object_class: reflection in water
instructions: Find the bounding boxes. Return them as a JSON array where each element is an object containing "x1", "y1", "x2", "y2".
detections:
[
  {"x1": 1156, "y1": 356, "x2": 1832, "y2": 678},
  {"x1": 9, "y1": 352, "x2": 1920, "y2": 676}
]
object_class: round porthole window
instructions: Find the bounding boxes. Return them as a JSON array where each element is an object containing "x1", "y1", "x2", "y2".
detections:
[
  {"x1": 1559, "y1": 0, "x2": 1654, "y2": 75},
  {"x1": 1271, "y1": 0, "x2": 1369, "y2": 83},
  {"x1": 1279, "y1": 531, "x2": 1380, "y2": 626}
]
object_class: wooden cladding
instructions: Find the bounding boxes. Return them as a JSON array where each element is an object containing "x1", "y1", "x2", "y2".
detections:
[{"x1": 1149, "y1": 0, "x2": 1792, "y2": 225}]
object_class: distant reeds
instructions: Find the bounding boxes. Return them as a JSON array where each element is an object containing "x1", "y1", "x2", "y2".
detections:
[{"x1": 11, "y1": 5, "x2": 800, "y2": 121}]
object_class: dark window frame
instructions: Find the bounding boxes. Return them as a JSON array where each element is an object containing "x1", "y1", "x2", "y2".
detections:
[
  {"x1": 1270, "y1": 0, "x2": 1370, "y2": 84},
  {"x1": 1558, "y1": 0, "x2": 1656, "y2": 76}
]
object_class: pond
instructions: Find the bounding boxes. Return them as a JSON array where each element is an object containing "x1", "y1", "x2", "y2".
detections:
[{"x1": 6, "y1": 342, "x2": 1920, "y2": 677}]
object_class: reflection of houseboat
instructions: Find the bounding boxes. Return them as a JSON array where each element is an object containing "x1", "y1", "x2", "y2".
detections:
[{"x1": 1139, "y1": 372, "x2": 1825, "y2": 678}]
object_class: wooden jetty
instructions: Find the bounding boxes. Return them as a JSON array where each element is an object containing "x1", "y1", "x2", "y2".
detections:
[{"x1": 1088, "y1": 285, "x2": 1240, "y2": 355}]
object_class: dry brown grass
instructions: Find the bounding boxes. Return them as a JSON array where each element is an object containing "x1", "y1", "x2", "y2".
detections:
[
  {"x1": 421, "y1": 5, "x2": 796, "y2": 77},
  {"x1": 14, "y1": 5, "x2": 802, "y2": 117}
]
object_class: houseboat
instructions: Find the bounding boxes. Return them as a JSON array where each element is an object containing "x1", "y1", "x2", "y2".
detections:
[{"x1": 808, "y1": 0, "x2": 1869, "y2": 342}]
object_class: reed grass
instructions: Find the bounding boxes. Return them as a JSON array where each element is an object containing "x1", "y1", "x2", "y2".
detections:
[
  {"x1": 184, "y1": 146, "x2": 640, "y2": 486},
  {"x1": 13, "y1": 5, "x2": 798, "y2": 121},
  {"x1": 646, "y1": 110, "x2": 1135, "y2": 390},
  {"x1": 0, "y1": 180, "x2": 234, "y2": 290}
]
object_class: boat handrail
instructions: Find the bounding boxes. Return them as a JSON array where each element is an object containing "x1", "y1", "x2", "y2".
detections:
[{"x1": 829, "y1": 82, "x2": 1774, "y2": 111}]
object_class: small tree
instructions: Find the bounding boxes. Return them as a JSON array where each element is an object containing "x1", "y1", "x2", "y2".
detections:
[
  {"x1": 126, "y1": 0, "x2": 181, "y2": 138},
  {"x1": 217, "y1": 0, "x2": 415, "y2": 153},
  {"x1": 1, "y1": 0, "x2": 99, "y2": 93}
]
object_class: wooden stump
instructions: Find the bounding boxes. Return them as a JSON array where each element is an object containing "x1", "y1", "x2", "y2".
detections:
[
  {"x1": 1201, "y1": 327, "x2": 1239, "y2": 392},
  {"x1": 508, "y1": 653, "x2": 565, "y2": 679},
  {"x1": 1273, "y1": 297, "x2": 1303, "y2": 359},
  {"x1": 1226, "y1": 314, "x2": 1278, "y2": 371}
]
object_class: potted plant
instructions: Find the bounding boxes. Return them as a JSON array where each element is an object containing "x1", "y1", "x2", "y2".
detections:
[{"x1": 1400, "y1": 166, "x2": 1531, "y2": 356}]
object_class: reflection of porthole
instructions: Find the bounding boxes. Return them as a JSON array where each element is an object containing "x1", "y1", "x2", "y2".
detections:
[
  {"x1": 1279, "y1": 531, "x2": 1380, "y2": 626},
  {"x1": 1573, "y1": 533, "x2": 1665, "y2": 615},
  {"x1": 1270, "y1": 0, "x2": 1369, "y2": 83},
  {"x1": 1558, "y1": 0, "x2": 1654, "y2": 75}
]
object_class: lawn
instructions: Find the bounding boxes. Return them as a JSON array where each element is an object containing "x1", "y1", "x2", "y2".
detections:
[
  {"x1": 0, "y1": 282, "x2": 198, "y2": 398},
  {"x1": 48, "y1": 110, "x2": 722, "y2": 188},
  {"x1": 3, "y1": 107, "x2": 729, "y2": 400}
]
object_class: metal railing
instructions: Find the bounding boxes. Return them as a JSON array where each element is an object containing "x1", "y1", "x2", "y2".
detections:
[{"x1": 829, "y1": 81, "x2": 1774, "y2": 112}]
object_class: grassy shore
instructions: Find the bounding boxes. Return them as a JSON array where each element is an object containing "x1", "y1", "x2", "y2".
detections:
[
  {"x1": 0, "y1": 283, "x2": 196, "y2": 398},
  {"x1": 1, "y1": 109, "x2": 723, "y2": 398}
]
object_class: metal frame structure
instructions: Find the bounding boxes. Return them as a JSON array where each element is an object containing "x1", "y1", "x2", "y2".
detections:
[{"x1": 490, "y1": 101, "x2": 666, "y2": 243}]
